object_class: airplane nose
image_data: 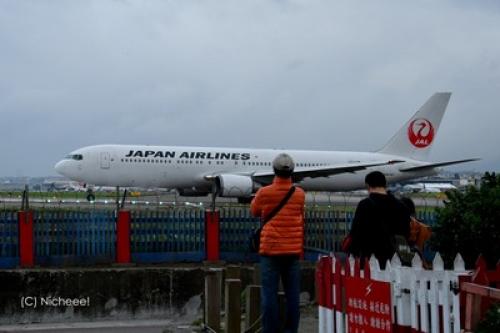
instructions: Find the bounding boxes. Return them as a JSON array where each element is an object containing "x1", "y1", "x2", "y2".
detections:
[{"x1": 55, "y1": 160, "x2": 68, "y2": 176}]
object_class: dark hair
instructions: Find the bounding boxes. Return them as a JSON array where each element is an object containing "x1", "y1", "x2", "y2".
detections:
[
  {"x1": 273, "y1": 168, "x2": 293, "y2": 178},
  {"x1": 365, "y1": 171, "x2": 387, "y2": 188},
  {"x1": 400, "y1": 197, "x2": 416, "y2": 215}
]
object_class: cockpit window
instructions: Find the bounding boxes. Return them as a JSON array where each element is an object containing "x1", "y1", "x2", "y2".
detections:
[{"x1": 65, "y1": 154, "x2": 83, "y2": 161}]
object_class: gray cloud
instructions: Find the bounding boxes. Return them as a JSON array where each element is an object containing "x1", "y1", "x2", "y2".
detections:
[{"x1": 0, "y1": 0, "x2": 499, "y2": 176}]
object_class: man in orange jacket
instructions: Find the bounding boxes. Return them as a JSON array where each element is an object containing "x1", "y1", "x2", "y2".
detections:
[{"x1": 251, "y1": 153, "x2": 305, "y2": 333}]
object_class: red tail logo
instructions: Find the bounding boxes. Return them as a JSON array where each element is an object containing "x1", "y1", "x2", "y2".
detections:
[{"x1": 408, "y1": 118, "x2": 434, "y2": 148}]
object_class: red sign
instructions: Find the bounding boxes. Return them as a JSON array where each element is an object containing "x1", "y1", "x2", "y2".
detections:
[
  {"x1": 345, "y1": 276, "x2": 392, "y2": 333},
  {"x1": 408, "y1": 118, "x2": 434, "y2": 148}
]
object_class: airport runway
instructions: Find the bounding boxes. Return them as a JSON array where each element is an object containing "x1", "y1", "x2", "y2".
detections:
[{"x1": 0, "y1": 192, "x2": 445, "y2": 210}]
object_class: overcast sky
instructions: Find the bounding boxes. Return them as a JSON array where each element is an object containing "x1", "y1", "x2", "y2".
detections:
[{"x1": 1, "y1": 0, "x2": 499, "y2": 177}]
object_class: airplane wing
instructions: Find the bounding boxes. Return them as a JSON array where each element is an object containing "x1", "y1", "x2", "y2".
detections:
[
  {"x1": 399, "y1": 158, "x2": 480, "y2": 172},
  {"x1": 251, "y1": 160, "x2": 403, "y2": 184}
]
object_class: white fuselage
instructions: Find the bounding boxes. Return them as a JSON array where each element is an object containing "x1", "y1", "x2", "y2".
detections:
[
  {"x1": 54, "y1": 93, "x2": 476, "y2": 195},
  {"x1": 55, "y1": 144, "x2": 435, "y2": 193}
]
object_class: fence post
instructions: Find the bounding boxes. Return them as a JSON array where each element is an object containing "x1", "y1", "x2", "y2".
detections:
[
  {"x1": 316, "y1": 257, "x2": 326, "y2": 333},
  {"x1": 116, "y1": 210, "x2": 131, "y2": 263},
  {"x1": 455, "y1": 253, "x2": 472, "y2": 329},
  {"x1": 205, "y1": 269, "x2": 222, "y2": 332},
  {"x1": 464, "y1": 290, "x2": 482, "y2": 332},
  {"x1": 205, "y1": 209, "x2": 220, "y2": 262},
  {"x1": 252, "y1": 263, "x2": 261, "y2": 285},
  {"x1": 18, "y1": 210, "x2": 34, "y2": 268},
  {"x1": 316, "y1": 256, "x2": 334, "y2": 333},
  {"x1": 225, "y1": 278, "x2": 241, "y2": 333},
  {"x1": 245, "y1": 285, "x2": 261, "y2": 333},
  {"x1": 226, "y1": 265, "x2": 241, "y2": 280},
  {"x1": 333, "y1": 255, "x2": 344, "y2": 333}
]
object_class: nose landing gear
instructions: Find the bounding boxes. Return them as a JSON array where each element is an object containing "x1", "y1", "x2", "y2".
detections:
[{"x1": 86, "y1": 188, "x2": 96, "y2": 202}]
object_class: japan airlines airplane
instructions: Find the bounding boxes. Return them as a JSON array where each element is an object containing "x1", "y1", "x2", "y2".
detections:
[{"x1": 54, "y1": 93, "x2": 478, "y2": 201}]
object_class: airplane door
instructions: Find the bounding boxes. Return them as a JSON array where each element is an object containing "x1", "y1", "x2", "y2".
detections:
[{"x1": 100, "y1": 152, "x2": 111, "y2": 169}]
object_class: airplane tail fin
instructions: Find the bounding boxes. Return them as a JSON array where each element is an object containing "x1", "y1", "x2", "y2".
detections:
[{"x1": 378, "y1": 92, "x2": 451, "y2": 161}]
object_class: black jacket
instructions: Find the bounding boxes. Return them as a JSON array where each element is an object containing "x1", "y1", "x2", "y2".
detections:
[{"x1": 349, "y1": 193, "x2": 410, "y2": 266}]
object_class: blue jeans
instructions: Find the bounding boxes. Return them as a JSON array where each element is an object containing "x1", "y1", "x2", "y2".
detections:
[{"x1": 260, "y1": 255, "x2": 300, "y2": 333}]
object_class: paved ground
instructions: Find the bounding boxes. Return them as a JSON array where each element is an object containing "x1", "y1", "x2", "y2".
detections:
[
  {"x1": 0, "y1": 307, "x2": 319, "y2": 332},
  {"x1": 0, "y1": 320, "x2": 177, "y2": 333},
  {"x1": 298, "y1": 306, "x2": 319, "y2": 332}
]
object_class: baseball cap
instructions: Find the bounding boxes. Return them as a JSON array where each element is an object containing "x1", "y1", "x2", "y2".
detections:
[{"x1": 272, "y1": 153, "x2": 295, "y2": 172}]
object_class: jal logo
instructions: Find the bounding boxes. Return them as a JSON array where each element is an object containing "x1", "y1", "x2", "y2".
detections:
[{"x1": 408, "y1": 118, "x2": 434, "y2": 148}]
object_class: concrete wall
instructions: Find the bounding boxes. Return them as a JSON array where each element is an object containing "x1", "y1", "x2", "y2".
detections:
[{"x1": 0, "y1": 263, "x2": 316, "y2": 325}]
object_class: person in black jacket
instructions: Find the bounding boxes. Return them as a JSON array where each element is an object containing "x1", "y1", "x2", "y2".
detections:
[{"x1": 348, "y1": 171, "x2": 410, "y2": 268}]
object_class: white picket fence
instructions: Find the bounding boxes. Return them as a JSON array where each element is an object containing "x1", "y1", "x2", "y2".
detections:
[{"x1": 317, "y1": 252, "x2": 472, "y2": 333}]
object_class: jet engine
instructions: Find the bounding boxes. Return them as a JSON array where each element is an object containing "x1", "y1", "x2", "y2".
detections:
[{"x1": 216, "y1": 174, "x2": 257, "y2": 198}]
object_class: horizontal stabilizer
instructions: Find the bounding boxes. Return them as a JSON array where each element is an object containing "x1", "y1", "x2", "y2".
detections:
[{"x1": 399, "y1": 158, "x2": 480, "y2": 172}]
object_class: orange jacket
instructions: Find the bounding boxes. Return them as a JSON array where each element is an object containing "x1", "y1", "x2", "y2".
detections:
[{"x1": 251, "y1": 177, "x2": 305, "y2": 256}]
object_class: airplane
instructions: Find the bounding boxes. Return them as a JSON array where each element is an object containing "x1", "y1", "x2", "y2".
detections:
[
  {"x1": 401, "y1": 182, "x2": 458, "y2": 193},
  {"x1": 55, "y1": 92, "x2": 478, "y2": 203}
]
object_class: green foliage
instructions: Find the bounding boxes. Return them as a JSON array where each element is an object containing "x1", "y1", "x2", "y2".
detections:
[
  {"x1": 476, "y1": 302, "x2": 500, "y2": 333},
  {"x1": 431, "y1": 172, "x2": 500, "y2": 268}
]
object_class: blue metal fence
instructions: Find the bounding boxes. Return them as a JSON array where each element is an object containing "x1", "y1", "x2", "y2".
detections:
[
  {"x1": 0, "y1": 211, "x2": 18, "y2": 268},
  {"x1": 34, "y1": 210, "x2": 115, "y2": 266},
  {"x1": 218, "y1": 208, "x2": 356, "y2": 261},
  {"x1": 0, "y1": 207, "x2": 439, "y2": 268},
  {"x1": 219, "y1": 208, "x2": 260, "y2": 262},
  {"x1": 131, "y1": 209, "x2": 205, "y2": 263},
  {"x1": 303, "y1": 210, "x2": 354, "y2": 260}
]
